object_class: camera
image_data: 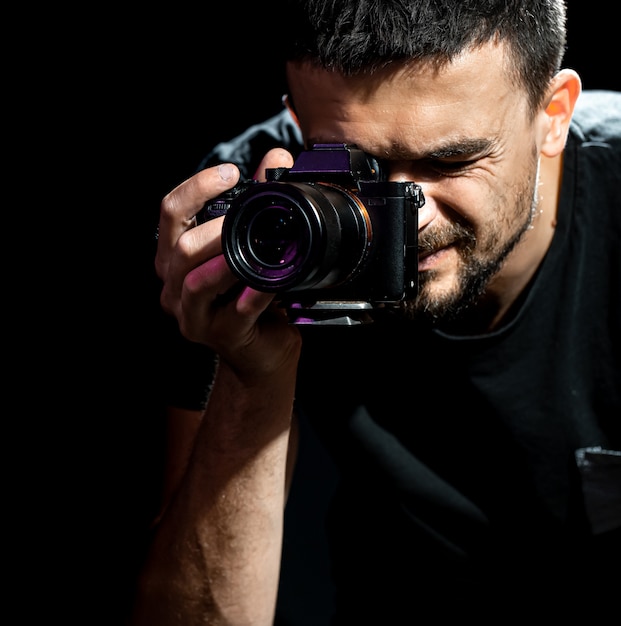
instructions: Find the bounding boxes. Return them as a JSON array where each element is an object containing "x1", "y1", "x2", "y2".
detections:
[{"x1": 199, "y1": 143, "x2": 424, "y2": 324}]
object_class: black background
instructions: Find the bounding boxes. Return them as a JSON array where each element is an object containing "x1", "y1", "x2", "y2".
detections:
[{"x1": 38, "y1": 3, "x2": 618, "y2": 622}]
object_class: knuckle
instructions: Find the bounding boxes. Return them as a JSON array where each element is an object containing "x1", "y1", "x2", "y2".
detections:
[
  {"x1": 159, "y1": 191, "x2": 178, "y2": 219},
  {"x1": 184, "y1": 270, "x2": 205, "y2": 298},
  {"x1": 154, "y1": 255, "x2": 166, "y2": 280},
  {"x1": 159, "y1": 288, "x2": 175, "y2": 316},
  {"x1": 175, "y1": 230, "x2": 196, "y2": 260}
]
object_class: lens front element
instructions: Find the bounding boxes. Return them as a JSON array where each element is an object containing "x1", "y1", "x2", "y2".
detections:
[
  {"x1": 222, "y1": 182, "x2": 371, "y2": 293},
  {"x1": 245, "y1": 204, "x2": 309, "y2": 275}
]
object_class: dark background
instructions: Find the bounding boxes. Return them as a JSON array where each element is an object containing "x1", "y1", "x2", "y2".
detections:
[{"x1": 43, "y1": 3, "x2": 617, "y2": 623}]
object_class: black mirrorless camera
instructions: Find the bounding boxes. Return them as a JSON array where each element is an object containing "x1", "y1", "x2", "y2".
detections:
[{"x1": 199, "y1": 143, "x2": 424, "y2": 324}]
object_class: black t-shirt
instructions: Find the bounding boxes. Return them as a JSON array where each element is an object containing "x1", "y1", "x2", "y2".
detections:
[{"x1": 174, "y1": 91, "x2": 621, "y2": 621}]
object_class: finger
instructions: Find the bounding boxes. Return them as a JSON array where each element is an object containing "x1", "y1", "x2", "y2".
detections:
[
  {"x1": 156, "y1": 163, "x2": 240, "y2": 278},
  {"x1": 181, "y1": 254, "x2": 240, "y2": 330},
  {"x1": 253, "y1": 148, "x2": 295, "y2": 182},
  {"x1": 180, "y1": 255, "x2": 276, "y2": 347},
  {"x1": 159, "y1": 216, "x2": 226, "y2": 316}
]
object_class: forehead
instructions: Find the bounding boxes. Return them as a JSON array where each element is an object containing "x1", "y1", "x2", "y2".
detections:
[{"x1": 286, "y1": 42, "x2": 529, "y2": 156}]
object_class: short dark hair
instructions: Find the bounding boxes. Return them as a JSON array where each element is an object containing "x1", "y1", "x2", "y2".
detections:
[{"x1": 282, "y1": 0, "x2": 567, "y2": 111}]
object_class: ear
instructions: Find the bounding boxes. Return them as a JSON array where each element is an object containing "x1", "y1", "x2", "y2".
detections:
[{"x1": 540, "y1": 69, "x2": 582, "y2": 157}]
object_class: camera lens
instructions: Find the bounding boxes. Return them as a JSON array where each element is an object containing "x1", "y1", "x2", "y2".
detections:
[
  {"x1": 222, "y1": 182, "x2": 371, "y2": 293},
  {"x1": 245, "y1": 205, "x2": 308, "y2": 271}
]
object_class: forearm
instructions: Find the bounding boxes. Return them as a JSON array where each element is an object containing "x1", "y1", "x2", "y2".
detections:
[{"x1": 131, "y1": 361, "x2": 297, "y2": 626}]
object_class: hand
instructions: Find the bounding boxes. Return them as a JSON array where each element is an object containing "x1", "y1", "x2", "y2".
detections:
[{"x1": 155, "y1": 148, "x2": 302, "y2": 382}]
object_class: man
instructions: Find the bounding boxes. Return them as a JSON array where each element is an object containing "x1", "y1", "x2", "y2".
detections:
[{"x1": 133, "y1": 1, "x2": 620, "y2": 623}]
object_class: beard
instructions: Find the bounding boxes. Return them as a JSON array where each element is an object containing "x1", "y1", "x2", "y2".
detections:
[{"x1": 402, "y1": 155, "x2": 541, "y2": 326}]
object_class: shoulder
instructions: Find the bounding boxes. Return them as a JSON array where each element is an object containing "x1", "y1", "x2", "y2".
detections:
[
  {"x1": 197, "y1": 109, "x2": 304, "y2": 179},
  {"x1": 570, "y1": 90, "x2": 621, "y2": 144},
  {"x1": 565, "y1": 90, "x2": 621, "y2": 194}
]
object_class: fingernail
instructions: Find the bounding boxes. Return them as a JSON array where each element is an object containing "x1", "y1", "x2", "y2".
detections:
[{"x1": 218, "y1": 163, "x2": 236, "y2": 182}]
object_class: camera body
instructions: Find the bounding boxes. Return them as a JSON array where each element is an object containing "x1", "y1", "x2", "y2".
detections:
[{"x1": 200, "y1": 143, "x2": 424, "y2": 322}]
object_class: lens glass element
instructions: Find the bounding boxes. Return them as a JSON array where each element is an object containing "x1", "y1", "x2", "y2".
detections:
[{"x1": 243, "y1": 204, "x2": 311, "y2": 278}]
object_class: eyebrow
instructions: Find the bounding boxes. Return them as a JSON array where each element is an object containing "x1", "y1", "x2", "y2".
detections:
[
  {"x1": 424, "y1": 138, "x2": 494, "y2": 159},
  {"x1": 303, "y1": 137, "x2": 495, "y2": 160}
]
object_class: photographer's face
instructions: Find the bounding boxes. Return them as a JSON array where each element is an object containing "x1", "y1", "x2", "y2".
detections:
[{"x1": 286, "y1": 42, "x2": 559, "y2": 328}]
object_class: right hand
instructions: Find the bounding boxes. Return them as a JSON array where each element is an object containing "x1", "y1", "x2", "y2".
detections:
[{"x1": 155, "y1": 147, "x2": 302, "y2": 383}]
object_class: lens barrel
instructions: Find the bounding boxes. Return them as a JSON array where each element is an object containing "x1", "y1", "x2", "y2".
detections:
[{"x1": 222, "y1": 181, "x2": 372, "y2": 293}]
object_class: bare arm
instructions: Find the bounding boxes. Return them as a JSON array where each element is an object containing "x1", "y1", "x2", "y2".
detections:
[
  {"x1": 131, "y1": 361, "x2": 299, "y2": 625},
  {"x1": 131, "y1": 149, "x2": 301, "y2": 625}
]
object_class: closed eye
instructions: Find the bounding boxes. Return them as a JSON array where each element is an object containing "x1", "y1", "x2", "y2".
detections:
[
  {"x1": 424, "y1": 138, "x2": 494, "y2": 175},
  {"x1": 425, "y1": 158, "x2": 480, "y2": 176}
]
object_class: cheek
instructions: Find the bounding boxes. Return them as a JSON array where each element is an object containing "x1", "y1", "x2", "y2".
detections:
[
  {"x1": 422, "y1": 178, "x2": 495, "y2": 231},
  {"x1": 422, "y1": 176, "x2": 521, "y2": 258}
]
